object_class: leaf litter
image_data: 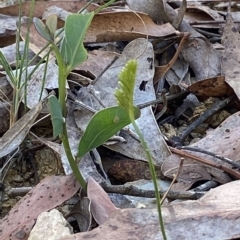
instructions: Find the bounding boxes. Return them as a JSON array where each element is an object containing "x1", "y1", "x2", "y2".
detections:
[{"x1": 1, "y1": 0, "x2": 240, "y2": 239}]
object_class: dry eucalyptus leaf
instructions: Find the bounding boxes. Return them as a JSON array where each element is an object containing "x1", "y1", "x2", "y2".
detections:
[
  {"x1": 0, "y1": 76, "x2": 11, "y2": 97},
  {"x1": 0, "y1": 175, "x2": 80, "y2": 240},
  {"x1": 162, "y1": 162, "x2": 212, "y2": 190},
  {"x1": 60, "y1": 180, "x2": 240, "y2": 240},
  {"x1": 188, "y1": 75, "x2": 234, "y2": 98},
  {"x1": 221, "y1": 13, "x2": 240, "y2": 100},
  {"x1": 85, "y1": 11, "x2": 176, "y2": 43},
  {"x1": 126, "y1": 0, "x2": 169, "y2": 23},
  {"x1": 154, "y1": 32, "x2": 189, "y2": 84},
  {"x1": 172, "y1": 0, "x2": 186, "y2": 29},
  {"x1": 0, "y1": 99, "x2": 44, "y2": 158},
  {"x1": 87, "y1": 177, "x2": 118, "y2": 225},
  {"x1": 191, "y1": 111, "x2": 240, "y2": 162},
  {"x1": 0, "y1": 42, "x2": 37, "y2": 68}
]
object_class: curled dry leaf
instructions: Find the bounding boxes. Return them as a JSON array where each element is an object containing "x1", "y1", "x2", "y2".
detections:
[
  {"x1": 172, "y1": 0, "x2": 187, "y2": 29},
  {"x1": 66, "y1": 198, "x2": 92, "y2": 232}
]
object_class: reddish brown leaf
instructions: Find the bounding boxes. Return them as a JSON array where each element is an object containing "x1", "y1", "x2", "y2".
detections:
[
  {"x1": 0, "y1": 175, "x2": 80, "y2": 240},
  {"x1": 87, "y1": 177, "x2": 118, "y2": 225}
]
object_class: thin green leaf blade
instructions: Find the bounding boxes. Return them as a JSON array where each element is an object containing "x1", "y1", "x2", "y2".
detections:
[
  {"x1": 60, "y1": 12, "x2": 94, "y2": 71},
  {"x1": 49, "y1": 95, "x2": 65, "y2": 137},
  {"x1": 78, "y1": 106, "x2": 140, "y2": 158}
]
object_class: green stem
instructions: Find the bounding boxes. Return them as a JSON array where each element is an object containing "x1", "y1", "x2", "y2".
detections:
[
  {"x1": 60, "y1": 124, "x2": 87, "y2": 191},
  {"x1": 52, "y1": 43, "x2": 87, "y2": 191},
  {"x1": 130, "y1": 114, "x2": 167, "y2": 240},
  {"x1": 51, "y1": 43, "x2": 67, "y2": 115}
]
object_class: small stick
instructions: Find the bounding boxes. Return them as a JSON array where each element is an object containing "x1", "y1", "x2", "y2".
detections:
[
  {"x1": 169, "y1": 146, "x2": 240, "y2": 179},
  {"x1": 102, "y1": 182, "x2": 205, "y2": 200},
  {"x1": 174, "y1": 96, "x2": 234, "y2": 144},
  {"x1": 160, "y1": 158, "x2": 184, "y2": 204},
  {"x1": 177, "y1": 146, "x2": 240, "y2": 169}
]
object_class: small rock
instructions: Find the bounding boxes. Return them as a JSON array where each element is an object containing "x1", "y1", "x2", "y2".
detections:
[{"x1": 28, "y1": 209, "x2": 72, "y2": 240}]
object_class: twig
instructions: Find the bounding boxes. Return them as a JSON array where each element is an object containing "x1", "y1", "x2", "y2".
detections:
[
  {"x1": 177, "y1": 146, "x2": 240, "y2": 169},
  {"x1": 174, "y1": 96, "x2": 234, "y2": 144},
  {"x1": 169, "y1": 146, "x2": 240, "y2": 179},
  {"x1": 192, "y1": 180, "x2": 218, "y2": 192},
  {"x1": 160, "y1": 158, "x2": 184, "y2": 204},
  {"x1": 92, "y1": 56, "x2": 118, "y2": 85},
  {"x1": 102, "y1": 182, "x2": 205, "y2": 200},
  {"x1": 137, "y1": 91, "x2": 187, "y2": 109}
]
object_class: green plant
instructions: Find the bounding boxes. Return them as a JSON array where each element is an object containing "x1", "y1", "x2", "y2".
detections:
[
  {"x1": 34, "y1": 12, "x2": 94, "y2": 191},
  {"x1": 34, "y1": 8, "x2": 166, "y2": 238},
  {"x1": 115, "y1": 60, "x2": 167, "y2": 239},
  {"x1": 0, "y1": 0, "x2": 37, "y2": 127},
  {"x1": 78, "y1": 60, "x2": 166, "y2": 239},
  {"x1": 32, "y1": 0, "x2": 123, "y2": 192}
]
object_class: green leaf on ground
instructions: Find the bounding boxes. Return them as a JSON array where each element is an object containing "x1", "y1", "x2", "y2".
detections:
[{"x1": 78, "y1": 106, "x2": 141, "y2": 158}]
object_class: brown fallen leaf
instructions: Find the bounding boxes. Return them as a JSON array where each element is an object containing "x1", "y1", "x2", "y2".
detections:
[
  {"x1": 188, "y1": 75, "x2": 234, "y2": 98},
  {"x1": 0, "y1": 174, "x2": 80, "y2": 240},
  {"x1": 86, "y1": 11, "x2": 177, "y2": 43},
  {"x1": 60, "y1": 180, "x2": 240, "y2": 239},
  {"x1": 87, "y1": 177, "x2": 118, "y2": 225},
  {"x1": 0, "y1": 101, "x2": 10, "y2": 134}
]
